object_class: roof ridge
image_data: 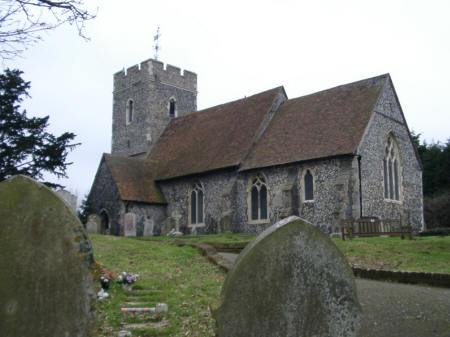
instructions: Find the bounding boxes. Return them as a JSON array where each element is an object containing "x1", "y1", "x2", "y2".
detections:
[
  {"x1": 171, "y1": 86, "x2": 285, "y2": 121},
  {"x1": 286, "y1": 74, "x2": 389, "y2": 103}
]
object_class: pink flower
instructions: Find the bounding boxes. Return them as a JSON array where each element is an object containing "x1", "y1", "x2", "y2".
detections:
[
  {"x1": 109, "y1": 272, "x2": 114, "y2": 279},
  {"x1": 102, "y1": 268, "x2": 107, "y2": 274}
]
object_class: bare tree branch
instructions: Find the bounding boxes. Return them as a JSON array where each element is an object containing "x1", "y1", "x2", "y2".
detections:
[{"x1": 0, "y1": 0, "x2": 97, "y2": 61}]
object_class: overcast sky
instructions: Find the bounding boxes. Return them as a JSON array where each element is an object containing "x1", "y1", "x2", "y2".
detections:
[{"x1": 6, "y1": 0, "x2": 450, "y2": 202}]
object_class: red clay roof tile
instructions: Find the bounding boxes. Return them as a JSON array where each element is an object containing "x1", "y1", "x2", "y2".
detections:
[
  {"x1": 240, "y1": 75, "x2": 387, "y2": 170},
  {"x1": 104, "y1": 154, "x2": 166, "y2": 204}
]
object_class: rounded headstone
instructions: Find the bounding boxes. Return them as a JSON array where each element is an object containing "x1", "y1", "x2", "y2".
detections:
[
  {"x1": 0, "y1": 176, "x2": 98, "y2": 337},
  {"x1": 212, "y1": 216, "x2": 361, "y2": 337}
]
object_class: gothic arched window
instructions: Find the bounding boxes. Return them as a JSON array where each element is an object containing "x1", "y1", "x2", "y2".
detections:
[
  {"x1": 248, "y1": 173, "x2": 269, "y2": 223},
  {"x1": 190, "y1": 183, "x2": 204, "y2": 225},
  {"x1": 169, "y1": 98, "x2": 176, "y2": 118},
  {"x1": 126, "y1": 99, "x2": 134, "y2": 125},
  {"x1": 304, "y1": 169, "x2": 314, "y2": 201},
  {"x1": 383, "y1": 135, "x2": 401, "y2": 201}
]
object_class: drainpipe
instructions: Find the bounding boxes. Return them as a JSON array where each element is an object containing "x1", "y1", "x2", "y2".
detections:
[{"x1": 357, "y1": 155, "x2": 363, "y2": 218}]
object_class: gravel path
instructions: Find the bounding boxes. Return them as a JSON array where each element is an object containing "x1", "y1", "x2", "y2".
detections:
[{"x1": 218, "y1": 253, "x2": 450, "y2": 337}]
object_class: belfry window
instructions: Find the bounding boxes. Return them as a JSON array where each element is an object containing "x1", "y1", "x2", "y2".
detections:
[
  {"x1": 249, "y1": 173, "x2": 269, "y2": 222},
  {"x1": 383, "y1": 135, "x2": 401, "y2": 201},
  {"x1": 190, "y1": 183, "x2": 204, "y2": 225},
  {"x1": 169, "y1": 98, "x2": 176, "y2": 118},
  {"x1": 126, "y1": 99, "x2": 134, "y2": 125}
]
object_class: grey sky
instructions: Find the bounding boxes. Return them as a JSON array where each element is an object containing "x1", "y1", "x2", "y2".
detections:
[{"x1": 7, "y1": 0, "x2": 450, "y2": 200}]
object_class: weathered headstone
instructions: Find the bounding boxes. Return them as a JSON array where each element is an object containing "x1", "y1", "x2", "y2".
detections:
[
  {"x1": 86, "y1": 213, "x2": 101, "y2": 234},
  {"x1": 212, "y1": 216, "x2": 361, "y2": 337},
  {"x1": 0, "y1": 176, "x2": 98, "y2": 337},
  {"x1": 143, "y1": 217, "x2": 154, "y2": 236},
  {"x1": 124, "y1": 212, "x2": 137, "y2": 237},
  {"x1": 56, "y1": 189, "x2": 78, "y2": 212}
]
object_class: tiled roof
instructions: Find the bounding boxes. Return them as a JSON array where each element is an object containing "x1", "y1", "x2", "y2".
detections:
[
  {"x1": 104, "y1": 154, "x2": 166, "y2": 204},
  {"x1": 240, "y1": 75, "x2": 388, "y2": 171},
  {"x1": 148, "y1": 87, "x2": 286, "y2": 180}
]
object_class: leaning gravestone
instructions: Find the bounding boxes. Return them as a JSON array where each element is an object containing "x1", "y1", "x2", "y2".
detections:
[
  {"x1": 212, "y1": 216, "x2": 361, "y2": 337},
  {"x1": 0, "y1": 176, "x2": 98, "y2": 337}
]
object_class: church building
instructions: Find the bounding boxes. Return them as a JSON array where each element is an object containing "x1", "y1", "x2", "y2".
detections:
[{"x1": 88, "y1": 58, "x2": 424, "y2": 236}]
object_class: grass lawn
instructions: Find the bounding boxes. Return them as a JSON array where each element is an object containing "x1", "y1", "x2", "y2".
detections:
[
  {"x1": 332, "y1": 236, "x2": 450, "y2": 274},
  {"x1": 90, "y1": 233, "x2": 449, "y2": 336},
  {"x1": 90, "y1": 234, "x2": 225, "y2": 336}
]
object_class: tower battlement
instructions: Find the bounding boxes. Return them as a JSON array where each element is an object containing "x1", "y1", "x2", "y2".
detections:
[
  {"x1": 111, "y1": 58, "x2": 197, "y2": 157},
  {"x1": 113, "y1": 59, "x2": 197, "y2": 93}
]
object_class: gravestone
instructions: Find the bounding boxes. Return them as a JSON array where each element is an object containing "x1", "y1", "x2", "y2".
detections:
[
  {"x1": 86, "y1": 213, "x2": 101, "y2": 234},
  {"x1": 143, "y1": 217, "x2": 154, "y2": 236},
  {"x1": 212, "y1": 216, "x2": 361, "y2": 337},
  {"x1": 0, "y1": 176, "x2": 98, "y2": 337},
  {"x1": 124, "y1": 212, "x2": 137, "y2": 237},
  {"x1": 171, "y1": 209, "x2": 183, "y2": 236}
]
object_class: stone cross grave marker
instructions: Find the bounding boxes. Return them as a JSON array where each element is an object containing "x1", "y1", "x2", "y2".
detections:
[
  {"x1": 212, "y1": 216, "x2": 361, "y2": 337},
  {"x1": 124, "y1": 212, "x2": 137, "y2": 237},
  {"x1": 143, "y1": 217, "x2": 154, "y2": 236},
  {"x1": 0, "y1": 176, "x2": 98, "y2": 337},
  {"x1": 86, "y1": 213, "x2": 101, "y2": 234},
  {"x1": 171, "y1": 209, "x2": 183, "y2": 236}
]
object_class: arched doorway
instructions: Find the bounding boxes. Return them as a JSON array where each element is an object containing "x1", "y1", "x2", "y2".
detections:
[{"x1": 100, "y1": 209, "x2": 110, "y2": 235}]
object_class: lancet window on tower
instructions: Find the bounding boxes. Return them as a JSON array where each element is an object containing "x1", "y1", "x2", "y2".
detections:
[
  {"x1": 126, "y1": 99, "x2": 134, "y2": 125},
  {"x1": 169, "y1": 98, "x2": 176, "y2": 118}
]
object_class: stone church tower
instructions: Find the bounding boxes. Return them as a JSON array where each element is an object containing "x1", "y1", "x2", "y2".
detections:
[{"x1": 111, "y1": 59, "x2": 197, "y2": 157}]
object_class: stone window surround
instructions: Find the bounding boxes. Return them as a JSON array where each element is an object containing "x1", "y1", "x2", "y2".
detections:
[
  {"x1": 168, "y1": 96, "x2": 177, "y2": 118},
  {"x1": 299, "y1": 167, "x2": 316, "y2": 203},
  {"x1": 383, "y1": 133, "x2": 403, "y2": 203},
  {"x1": 247, "y1": 172, "x2": 270, "y2": 225},
  {"x1": 188, "y1": 182, "x2": 205, "y2": 227},
  {"x1": 126, "y1": 99, "x2": 134, "y2": 125}
]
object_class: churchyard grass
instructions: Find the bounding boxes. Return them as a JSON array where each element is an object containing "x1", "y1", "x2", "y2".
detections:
[
  {"x1": 90, "y1": 233, "x2": 449, "y2": 335},
  {"x1": 90, "y1": 234, "x2": 225, "y2": 336},
  {"x1": 136, "y1": 233, "x2": 254, "y2": 244},
  {"x1": 332, "y1": 236, "x2": 450, "y2": 274}
]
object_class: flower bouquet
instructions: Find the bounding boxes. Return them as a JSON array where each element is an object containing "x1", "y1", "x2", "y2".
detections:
[
  {"x1": 100, "y1": 268, "x2": 115, "y2": 290},
  {"x1": 117, "y1": 271, "x2": 139, "y2": 291}
]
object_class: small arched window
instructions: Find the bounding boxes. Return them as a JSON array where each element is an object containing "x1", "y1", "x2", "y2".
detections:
[
  {"x1": 126, "y1": 99, "x2": 134, "y2": 125},
  {"x1": 249, "y1": 173, "x2": 269, "y2": 222},
  {"x1": 383, "y1": 135, "x2": 401, "y2": 201},
  {"x1": 190, "y1": 183, "x2": 204, "y2": 225},
  {"x1": 304, "y1": 170, "x2": 314, "y2": 201},
  {"x1": 169, "y1": 98, "x2": 176, "y2": 118}
]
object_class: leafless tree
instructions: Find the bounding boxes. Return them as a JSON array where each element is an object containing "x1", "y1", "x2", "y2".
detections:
[{"x1": 0, "y1": 0, "x2": 96, "y2": 61}]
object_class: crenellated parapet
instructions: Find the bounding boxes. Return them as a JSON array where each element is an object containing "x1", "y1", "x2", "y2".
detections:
[{"x1": 114, "y1": 59, "x2": 197, "y2": 93}]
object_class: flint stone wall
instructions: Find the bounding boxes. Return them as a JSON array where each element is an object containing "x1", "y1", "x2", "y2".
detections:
[
  {"x1": 358, "y1": 80, "x2": 424, "y2": 231},
  {"x1": 0, "y1": 176, "x2": 98, "y2": 337},
  {"x1": 88, "y1": 159, "x2": 123, "y2": 235}
]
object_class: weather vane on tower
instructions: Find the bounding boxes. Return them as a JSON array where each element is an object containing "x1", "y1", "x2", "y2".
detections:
[{"x1": 153, "y1": 26, "x2": 161, "y2": 60}]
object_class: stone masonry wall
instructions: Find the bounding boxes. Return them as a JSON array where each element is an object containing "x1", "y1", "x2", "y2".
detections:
[
  {"x1": 357, "y1": 78, "x2": 424, "y2": 231},
  {"x1": 159, "y1": 169, "x2": 237, "y2": 235},
  {"x1": 158, "y1": 157, "x2": 357, "y2": 235},
  {"x1": 124, "y1": 202, "x2": 167, "y2": 236},
  {"x1": 88, "y1": 160, "x2": 123, "y2": 235},
  {"x1": 112, "y1": 59, "x2": 197, "y2": 156},
  {"x1": 234, "y1": 158, "x2": 357, "y2": 235}
]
